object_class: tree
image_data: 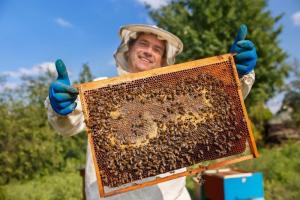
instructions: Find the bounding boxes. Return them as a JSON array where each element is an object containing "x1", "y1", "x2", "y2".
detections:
[
  {"x1": 78, "y1": 63, "x2": 94, "y2": 83},
  {"x1": 148, "y1": 0, "x2": 289, "y2": 137},
  {"x1": 0, "y1": 68, "x2": 86, "y2": 184},
  {"x1": 0, "y1": 71, "x2": 63, "y2": 183},
  {"x1": 281, "y1": 59, "x2": 300, "y2": 127}
]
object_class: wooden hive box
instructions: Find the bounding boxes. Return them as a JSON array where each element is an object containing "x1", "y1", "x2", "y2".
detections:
[{"x1": 76, "y1": 53, "x2": 259, "y2": 197}]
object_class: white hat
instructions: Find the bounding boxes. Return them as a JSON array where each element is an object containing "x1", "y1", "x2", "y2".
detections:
[{"x1": 114, "y1": 24, "x2": 183, "y2": 74}]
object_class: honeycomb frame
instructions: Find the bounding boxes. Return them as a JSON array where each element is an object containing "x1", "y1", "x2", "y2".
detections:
[{"x1": 76, "y1": 54, "x2": 259, "y2": 197}]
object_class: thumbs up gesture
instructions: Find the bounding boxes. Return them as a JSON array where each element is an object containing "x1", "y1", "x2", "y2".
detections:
[
  {"x1": 49, "y1": 59, "x2": 79, "y2": 115},
  {"x1": 230, "y1": 24, "x2": 257, "y2": 76}
]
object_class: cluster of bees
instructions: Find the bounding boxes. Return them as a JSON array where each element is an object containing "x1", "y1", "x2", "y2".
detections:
[{"x1": 84, "y1": 72, "x2": 248, "y2": 187}]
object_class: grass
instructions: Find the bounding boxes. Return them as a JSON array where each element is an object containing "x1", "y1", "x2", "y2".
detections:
[
  {"x1": 0, "y1": 169, "x2": 82, "y2": 200},
  {"x1": 1, "y1": 142, "x2": 299, "y2": 200},
  {"x1": 186, "y1": 141, "x2": 300, "y2": 200},
  {"x1": 235, "y1": 142, "x2": 300, "y2": 200}
]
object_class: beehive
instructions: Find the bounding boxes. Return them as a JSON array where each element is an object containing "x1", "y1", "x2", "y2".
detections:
[{"x1": 77, "y1": 54, "x2": 258, "y2": 197}]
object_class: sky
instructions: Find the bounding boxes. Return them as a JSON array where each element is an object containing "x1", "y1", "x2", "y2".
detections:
[{"x1": 0, "y1": 0, "x2": 299, "y2": 112}]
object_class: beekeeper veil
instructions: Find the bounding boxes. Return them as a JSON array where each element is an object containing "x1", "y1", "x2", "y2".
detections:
[{"x1": 114, "y1": 24, "x2": 183, "y2": 75}]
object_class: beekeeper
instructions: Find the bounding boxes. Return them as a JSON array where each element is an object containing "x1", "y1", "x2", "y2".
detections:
[{"x1": 45, "y1": 24, "x2": 257, "y2": 200}]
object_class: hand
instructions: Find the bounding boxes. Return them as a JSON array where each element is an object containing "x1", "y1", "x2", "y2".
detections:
[
  {"x1": 230, "y1": 24, "x2": 257, "y2": 76},
  {"x1": 49, "y1": 59, "x2": 78, "y2": 115}
]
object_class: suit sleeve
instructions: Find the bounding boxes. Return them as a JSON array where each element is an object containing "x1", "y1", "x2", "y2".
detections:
[
  {"x1": 239, "y1": 70, "x2": 255, "y2": 100},
  {"x1": 44, "y1": 97, "x2": 86, "y2": 136}
]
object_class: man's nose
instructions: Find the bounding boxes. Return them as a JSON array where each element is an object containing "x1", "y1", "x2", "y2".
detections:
[
  {"x1": 144, "y1": 51, "x2": 152, "y2": 57},
  {"x1": 143, "y1": 47, "x2": 154, "y2": 57}
]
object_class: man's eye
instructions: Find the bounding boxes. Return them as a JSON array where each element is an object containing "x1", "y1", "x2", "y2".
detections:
[
  {"x1": 154, "y1": 48, "x2": 163, "y2": 55},
  {"x1": 139, "y1": 41, "x2": 148, "y2": 46}
]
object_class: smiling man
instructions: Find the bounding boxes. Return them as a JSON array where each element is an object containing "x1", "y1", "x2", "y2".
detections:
[
  {"x1": 45, "y1": 24, "x2": 257, "y2": 200},
  {"x1": 126, "y1": 33, "x2": 166, "y2": 72}
]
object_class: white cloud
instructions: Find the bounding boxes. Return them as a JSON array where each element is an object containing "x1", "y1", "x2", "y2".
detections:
[
  {"x1": 0, "y1": 62, "x2": 81, "y2": 91},
  {"x1": 54, "y1": 17, "x2": 73, "y2": 28},
  {"x1": 0, "y1": 82, "x2": 19, "y2": 90},
  {"x1": 136, "y1": 0, "x2": 169, "y2": 9},
  {"x1": 266, "y1": 92, "x2": 286, "y2": 114},
  {"x1": 2, "y1": 62, "x2": 56, "y2": 79},
  {"x1": 292, "y1": 11, "x2": 300, "y2": 26}
]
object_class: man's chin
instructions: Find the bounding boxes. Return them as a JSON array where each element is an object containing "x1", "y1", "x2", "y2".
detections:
[{"x1": 135, "y1": 64, "x2": 154, "y2": 72}]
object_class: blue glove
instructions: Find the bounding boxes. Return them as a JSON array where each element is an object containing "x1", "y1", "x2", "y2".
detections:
[
  {"x1": 49, "y1": 59, "x2": 78, "y2": 116},
  {"x1": 230, "y1": 24, "x2": 257, "y2": 76}
]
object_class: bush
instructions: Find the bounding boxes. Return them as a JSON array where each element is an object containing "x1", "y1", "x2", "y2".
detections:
[
  {"x1": 0, "y1": 72, "x2": 87, "y2": 184},
  {"x1": 234, "y1": 142, "x2": 300, "y2": 200},
  {"x1": 1, "y1": 167, "x2": 82, "y2": 200}
]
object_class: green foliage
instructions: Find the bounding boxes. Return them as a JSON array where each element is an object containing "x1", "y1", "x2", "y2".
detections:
[
  {"x1": 284, "y1": 91, "x2": 300, "y2": 126},
  {"x1": 77, "y1": 63, "x2": 94, "y2": 84},
  {"x1": 282, "y1": 59, "x2": 300, "y2": 126},
  {"x1": 186, "y1": 142, "x2": 300, "y2": 200},
  {"x1": 0, "y1": 67, "x2": 87, "y2": 184},
  {"x1": 149, "y1": 0, "x2": 289, "y2": 135},
  {"x1": 234, "y1": 142, "x2": 300, "y2": 200},
  {"x1": 248, "y1": 102, "x2": 273, "y2": 142},
  {"x1": 1, "y1": 167, "x2": 82, "y2": 200},
  {"x1": 186, "y1": 176, "x2": 198, "y2": 200}
]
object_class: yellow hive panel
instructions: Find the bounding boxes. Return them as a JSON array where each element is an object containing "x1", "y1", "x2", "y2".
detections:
[{"x1": 77, "y1": 54, "x2": 258, "y2": 197}]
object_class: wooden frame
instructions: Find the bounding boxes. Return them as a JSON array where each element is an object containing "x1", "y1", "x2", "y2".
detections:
[{"x1": 76, "y1": 53, "x2": 259, "y2": 197}]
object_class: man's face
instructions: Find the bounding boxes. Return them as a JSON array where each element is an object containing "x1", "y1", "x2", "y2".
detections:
[{"x1": 127, "y1": 33, "x2": 166, "y2": 73}]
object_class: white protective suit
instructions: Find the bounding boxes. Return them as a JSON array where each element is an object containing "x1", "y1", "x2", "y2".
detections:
[{"x1": 45, "y1": 67, "x2": 255, "y2": 200}]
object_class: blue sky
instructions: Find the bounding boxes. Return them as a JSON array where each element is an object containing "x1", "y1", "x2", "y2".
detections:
[
  {"x1": 0, "y1": 0, "x2": 299, "y2": 112},
  {"x1": 0, "y1": 0, "x2": 154, "y2": 81}
]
